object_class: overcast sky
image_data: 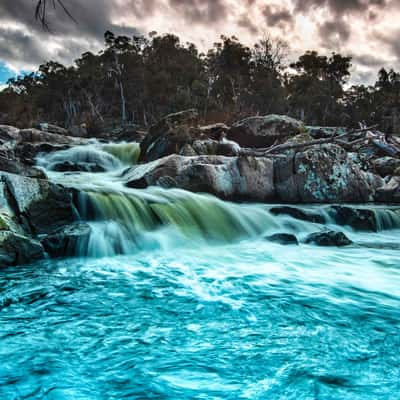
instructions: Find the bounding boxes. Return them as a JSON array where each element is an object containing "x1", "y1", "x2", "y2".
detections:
[{"x1": 0, "y1": 0, "x2": 399, "y2": 85}]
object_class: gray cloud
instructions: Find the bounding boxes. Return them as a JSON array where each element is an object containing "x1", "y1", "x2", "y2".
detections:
[
  {"x1": 263, "y1": 5, "x2": 293, "y2": 28},
  {"x1": 168, "y1": 0, "x2": 227, "y2": 24}
]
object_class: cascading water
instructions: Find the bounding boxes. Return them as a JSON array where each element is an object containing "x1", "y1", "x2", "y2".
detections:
[{"x1": 1, "y1": 142, "x2": 400, "y2": 399}]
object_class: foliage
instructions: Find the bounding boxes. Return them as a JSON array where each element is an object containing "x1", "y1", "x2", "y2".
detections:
[{"x1": 0, "y1": 31, "x2": 399, "y2": 133}]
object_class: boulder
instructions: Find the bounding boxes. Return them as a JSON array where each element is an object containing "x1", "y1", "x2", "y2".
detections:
[
  {"x1": 228, "y1": 115, "x2": 304, "y2": 148},
  {"x1": 0, "y1": 231, "x2": 45, "y2": 268},
  {"x1": 375, "y1": 176, "x2": 400, "y2": 202},
  {"x1": 265, "y1": 233, "x2": 299, "y2": 245},
  {"x1": 304, "y1": 231, "x2": 353, "y2": 247},
  {"x1": 1, "y1": 172, "x2": 77, "y2": 234},
  {"x1": 372, "y1": 157, "x2": 400, "y2": 177},
  {"x1": 275, "y1": 144, "x2": 380, "y2": 203},
  {"x1": 140, "y1": 109, "x2": 199, "y2": 162},
  {"x1": 329, "y1": 206, "x2": 377, "y2": 231},
  {"x1": 125, "y1": 155, "x2": 275, "y2": 202},
  {"x1": 269, "y1": 206, "x2": 325, "y2": 224},
  {"x1": 41, "y1": 222, "x2": 91, "y2": 258}
]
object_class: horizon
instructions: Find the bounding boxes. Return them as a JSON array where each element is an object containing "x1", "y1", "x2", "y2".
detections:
[{"x1": 0, "y1": 0, "x2": 399, "y2": 87}]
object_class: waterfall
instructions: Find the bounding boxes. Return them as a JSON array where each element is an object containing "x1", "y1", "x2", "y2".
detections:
[
  {"x1": 74, "y1": 188, "x2": 279, "y2": 257},
  {"x1": 37, "y1": 142, "x2": 141, "y2": 173},
  {"x1": 101, "y1": 143, "x2": 141, "y2": 165},
  {"x1": 37, "y1": 143, "x2": 400, "y2": 259}
]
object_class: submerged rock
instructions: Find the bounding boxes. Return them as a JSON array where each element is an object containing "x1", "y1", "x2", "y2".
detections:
[
  {"x1": 228, "y1": 114, "x2": 304, "y2": 148},
  {"x1": 125, "y1": 155, "x2": 276, "y2": 202},
  {"x1": 329, "y1": 206, "x2": 377, "y2": 231},
  {"x1": 269, "y1": 206, "x2": 325, "y2": 224},
  {"x1": 305, "y1": 231, "x2": 353, "y2": 247},
  {"x1": 265, "y1": 233, "x2": 299, "y2": 245}
]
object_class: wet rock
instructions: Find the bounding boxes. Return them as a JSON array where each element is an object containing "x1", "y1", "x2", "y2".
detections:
[
  {"x1": 125, "y1": 155, "x2": 275, "y2": 202},
  {"x1": 228, "y1": 114, "x2": 304, "y2": 148},
  {"x1": 1, "y1": 172, "x2": 77, "y2": 234},
  {"x1": 372, "y1": 157, "x2": 400, "y2": 177},
  {"x1": 275, "y1": 144, "x2": 379, "y2": 203},
  {"x1": 0, "y1": 231, "x2": 45, "y2": 268},
  {"x1": 329, "y1": 206, "x2": 377, "y2": 231},
  {"x1": 305, "y1": 231, "x2": 353, "y2": 247},
  {"x1": 51, "y1": 161, "x2": 106, "y2": 173},
  {"x1": 265, "y1": 233, "x2": 299, "y2": 245},
  {"x1": 42, "y1": 222, "x2": 91, "y2": 258},
  {"x1": 269, "y1": 206, "x2": 325, "y2": 224}
]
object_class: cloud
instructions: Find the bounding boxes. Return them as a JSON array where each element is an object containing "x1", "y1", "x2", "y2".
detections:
[
  {"x1": 262, "y1": 5, "x2": 293, "y2": 28},
  {"x1": 168, "y1": 0, "x2": 228, "y2": 24},
  {"x1": 0, "y1": 0, "x2": 398, "y2": 86}
]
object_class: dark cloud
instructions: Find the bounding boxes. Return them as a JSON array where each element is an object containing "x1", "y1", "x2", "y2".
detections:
[
  {"x1": 237, "y1": 14, "x2": 259, "y2": 35},
  {"x1": 168, "y1": 0, "x2": 227, "y2": 24},
  {"x1": 263, "y1": 5, "x2": 293, "y2": 28},
  {"x1": 353, "y1": 54, "x2": 385, "y2": 68},
  {"x1": 0, "y1": 0, "x2": 139, "y2": 69},
  {"x1": 319, "y1": 18, "x2": 351, "y2": 46}
]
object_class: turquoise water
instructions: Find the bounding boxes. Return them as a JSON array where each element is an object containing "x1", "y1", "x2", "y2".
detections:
[
  {"x1": 0, "y1": 144, "x2": 399, "y2": 399},
  {"x1": 1, "y1": 236, "x2": 400, "y2": 399}
]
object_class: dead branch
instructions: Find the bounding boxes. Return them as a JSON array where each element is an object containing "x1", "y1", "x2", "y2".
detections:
[{"x1": 240, "y1": 125, "x2": 379, "y2": 157}]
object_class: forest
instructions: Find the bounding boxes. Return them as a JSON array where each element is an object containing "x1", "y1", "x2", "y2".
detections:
[{"x1": 0, "y1": 30, "x2": 399, "y2": 134}]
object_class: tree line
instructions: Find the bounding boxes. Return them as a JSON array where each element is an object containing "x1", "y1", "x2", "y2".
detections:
[{"x1": 0, "y1": 31, "x2": 399, "y2": 134}]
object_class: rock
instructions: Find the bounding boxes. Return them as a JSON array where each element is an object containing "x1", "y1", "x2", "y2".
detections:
[
  {"x1": 275, "y1": 144, "x2": 380, "y2": 203},
  {"x1": 1, "y1": 172, "x2": 77, "y2": 234},
  {"x1": 198, "y1": 123, "x2": 229, "y2": 139},
  {"x1": 304, "y1": 231, "x2": 353, "y2": 247},
  {"x1": 0, "y1": 231, "x2": 45, "y2": 268},
  {"x1": 51, "y1": 161, "x2": 106, "y2": 173},
  {"x1": 125, "y1": 155, "x2": 275, "y2": 202},
  {"x1": 372, "y1": 157, "x2": 400, "y2": 177},
  {"x1": 265, "y1": 233, "x2": 299, "y2": 245},
  {"x1": 41, "y1": 222, "x2": 91, "y2": 258},
  {"x1": 375, "y1": 176, "x2": 400, "y2": 202},
  {"x1": 0, "y1": 125, "x2": 20, "y2": 143},
  {"x1": 0, "y1": 155, "x2": 46, "y2": 178},
  {"x1": 36, "y1": 123, "x2": 69, "y2": 136},
  {"x1": 140, "y1": 109, "x2": 199, "y2": 162},
  {"x1": 189, "y1": 139, "x2": 240, "y2": 157},
  {"x1": 270, "y1": 206, "x2": 325, "y2": 224},
  {"x1": 228, "y1": 114, "x2": 304, "y2": 148},
  {"x1": 329, "y1": 206, "x2": 377, "y2": 231}
]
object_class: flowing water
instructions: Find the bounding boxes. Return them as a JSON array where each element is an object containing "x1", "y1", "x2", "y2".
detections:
[{"x1": 1, "y1": 143, "x2": 400, "y2": 399}]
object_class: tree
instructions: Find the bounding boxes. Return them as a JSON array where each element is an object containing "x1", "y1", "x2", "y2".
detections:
[{"x1": 287, "y1": 51, "x2": 352, "y2": 125}]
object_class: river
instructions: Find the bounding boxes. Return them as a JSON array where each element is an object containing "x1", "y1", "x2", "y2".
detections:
[{"x1": 0, "y1": 143, "x2": 399, "y2": 399}]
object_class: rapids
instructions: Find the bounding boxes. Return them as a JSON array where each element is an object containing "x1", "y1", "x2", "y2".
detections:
[{"x1": 1, "y1": 142, "x2": 400, "y2": 399}]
